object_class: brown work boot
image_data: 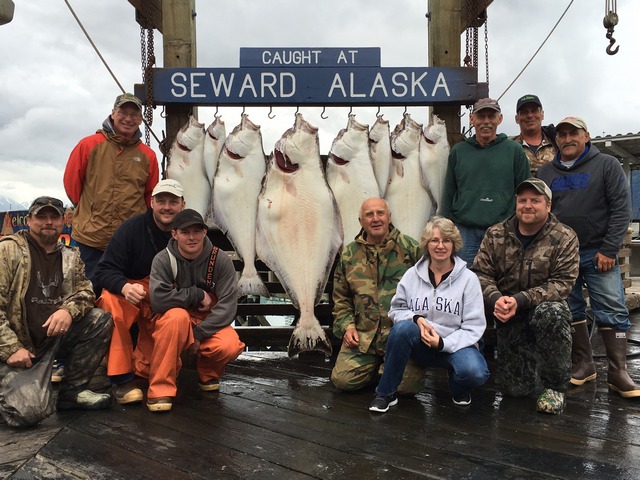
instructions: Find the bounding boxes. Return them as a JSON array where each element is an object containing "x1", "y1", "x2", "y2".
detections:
[
  {"x1": 570, "y1": 320, "x2": 597, "y2": 385},
  {"x1": 600, "y1": 328, "x2": 640, "y2": 398},
  {"x1": 147, "y1": 396, "x2": 173, "y2": 412},
  {"x1": 113, "y1": 378, "x2": 145, "y2": 405}
]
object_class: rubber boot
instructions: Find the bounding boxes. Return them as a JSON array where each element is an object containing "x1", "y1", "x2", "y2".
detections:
[
  {"x1": 600, "y1": 327, "x2": 640, "y2": 398},
  {"x1": 570, "y1": 320, "x2": 597, "y2": 385}
]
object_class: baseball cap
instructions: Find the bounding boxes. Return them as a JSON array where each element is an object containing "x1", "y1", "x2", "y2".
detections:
[
  {"x1": 114, "y1": 93, "x2": 142, "y2": 111},
  {"x1": 472, "y1": 98, "x2": 501, "y2": 113},
  {"x1": 516, "y1": 178, "x2": 552, "y2": 201},
  {"x1": 152, "y1": 179, "x2": 184, "y2": 198},
  {"x1": 556, "y1": 116, "x2": 588, "y2": 132},
  {"x1": 516, "y1": 94, "x2": 542, "y2": 112},
  {"x1": 172, "y1": 209, "x2": 208, "y2": 231},
  {"x1": 28, "y1": 196, "x2": 64, "y2": 216}
]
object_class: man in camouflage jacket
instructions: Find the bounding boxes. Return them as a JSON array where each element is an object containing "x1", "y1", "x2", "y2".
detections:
[
  {"x1": 0, "y1": 197, "x2": 113, "y2": 426},
  {"x1": 472, "y1": 179, "x2": 579, "y2": 414},
  {"x1": 331, "y1": 198, "x2": 425, "y2": 393},
  {"x1": 510, "y1": 94, "x2": 557, "y2": 174}
]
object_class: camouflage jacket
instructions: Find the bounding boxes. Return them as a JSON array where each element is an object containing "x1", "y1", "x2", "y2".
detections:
[
  {"x1": 0, "y1": 230, "x2": 96, "y2": 361},
  {"x1": 510, "y1": 130, "x2": 557, "y2": 174},
  {"x1": 472, "y1": 213, "x2": 579, "y2": 312},
  {"x1": 332, "y1": 226, "x2": 422, "y2": 353}
]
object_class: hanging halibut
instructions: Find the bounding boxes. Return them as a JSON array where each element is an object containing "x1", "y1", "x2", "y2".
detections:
[
  {"x1": 420, "y1": 115, "x2": 450, "y2": 214},
  {"x1": 326, "y1": 115, "x2": 380, "y2": 244},
  {"x1": 256, "y1": 113, "x2": 343, "y2": 357},
  {"x1": 212, "y1": 114, "x2": 269, "y2": 298},
  {"x1": 203, "y1": 116, "x2": 226, "y2": 189},
  {"x1": 369, "y1": 114, "x2": 393, "y2": 198},
  {"x1": 385, "y1": 113, "x2": 435, "y2": 241},
  {"x1": 166, "y1": 116, "x2": 210, "y2": 218}
]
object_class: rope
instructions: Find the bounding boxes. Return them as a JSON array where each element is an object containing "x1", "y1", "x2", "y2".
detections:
[
  {"x1": 62, "y1": 0, "x2": 162, "y2": 147},
  {"x1": 497, "y1": 0, "x2": 574, "y2": 102}
]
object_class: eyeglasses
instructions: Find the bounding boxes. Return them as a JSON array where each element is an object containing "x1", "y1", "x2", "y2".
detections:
[
  {"x1": 116, "y1": 109, "x2": 142, "y2": 120},
  {"x1": 429, "y1": 238, "x2": 452, "y2": 246}
]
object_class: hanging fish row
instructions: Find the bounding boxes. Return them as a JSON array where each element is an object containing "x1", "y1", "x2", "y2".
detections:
[{"x1": 166, "y1": 112, "x2": 450, "y2": 357}]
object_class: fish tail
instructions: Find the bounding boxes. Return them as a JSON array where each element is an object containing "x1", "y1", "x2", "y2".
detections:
[
  {"x1": 287, "y1": 322, "x2": 333, "y2": 358},
  {"x1": 237, "y1": 273, "x2": 270, "y2": 298}
]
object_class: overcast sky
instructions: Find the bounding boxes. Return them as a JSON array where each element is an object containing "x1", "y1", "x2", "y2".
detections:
[{"x1": 1, "y1": 0, "x2": 638, "y2": 207}]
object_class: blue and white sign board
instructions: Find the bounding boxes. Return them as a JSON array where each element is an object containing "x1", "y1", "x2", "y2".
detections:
[{"x1": 137, "y1": 47, "x2": 488, "y2": 107}]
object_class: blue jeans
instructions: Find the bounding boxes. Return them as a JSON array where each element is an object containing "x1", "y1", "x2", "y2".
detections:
[
  {"x1": 568, "y1": 247, "x2": 630, "y2": 331},
  {"x1": 456, "y1": 224, "x2": 487, "y2": 267},
  {"x1": 376, "y1": 321, "x2": 489, "y2": 398},
  {"x1": 77, "y1": 242, "x2": 104, "y2": 294}
]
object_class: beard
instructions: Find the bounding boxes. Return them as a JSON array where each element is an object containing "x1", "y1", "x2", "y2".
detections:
[{"x1": 32, "y1": 229, "x2": 60, "y2": 247}]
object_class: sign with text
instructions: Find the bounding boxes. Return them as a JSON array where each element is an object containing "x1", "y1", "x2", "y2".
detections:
[
  {"x1": 239, "y1": 47, "x2": 381, "y2": 67},
  {"x1": 139, "y1": 66, "x2": 486, "y2": 107}
]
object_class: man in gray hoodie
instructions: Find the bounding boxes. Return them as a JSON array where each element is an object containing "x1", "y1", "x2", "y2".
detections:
[{"x1": 142, "y1": 209, "x2": 245, "y2": 413}]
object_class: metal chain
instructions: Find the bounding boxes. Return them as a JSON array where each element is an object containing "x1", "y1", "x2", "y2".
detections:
[
  {"x1": 138, "y1": 7, "x2": 155, "y2": 146},
  {"x1": 484, "y1": 14, "x2": 489, "y2": 84}
]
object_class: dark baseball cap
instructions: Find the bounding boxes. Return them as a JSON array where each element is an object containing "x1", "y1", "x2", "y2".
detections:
[
  {"x1": 516, "y1": 178, "x2": 552, "y2": 201},
  {"x1": 516, "y1": 94, "x2": 543, "y2": 112},
  {"x1": 28, "y1": 196, "x2": 64, "y2": 216},
  {"x1": 172, "y1": 209, "x2": 208, "y2": 231}
]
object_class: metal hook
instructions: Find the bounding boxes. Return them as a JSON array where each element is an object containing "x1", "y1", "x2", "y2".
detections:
[
  {"x1": 348, "y1": 106, "x2": 353, "y2": 116},
  {"x1": 160, "y1": 106, "x2": 168, "y2": 118},
  {"x1": 606, "y1": 31, "x2": 619, "y2": 55},
  {"x1": 268, "y1": 106, "x2": 276, "y2": 119},
  {"x1": 241, "y1": 105, "x2": 246, "y2": 116},
  {"x1": 458, "y1": 110, "x2": 467, "y2": 118},
  {"x1": 214, "y1": 105, "x2": 219, "y2": 117},
  {"x1": 403, "y1": 106, "x2": 408, "y2": 115},
  {"x1": 320, "y1": 106, "x2": 328, "y2": 120},
  {"x1": 295, "y1": 105, "x2": 300, "y2": 115},
  {"x1": 376, "y1": 105, "x2": 381, "y2": 117}
]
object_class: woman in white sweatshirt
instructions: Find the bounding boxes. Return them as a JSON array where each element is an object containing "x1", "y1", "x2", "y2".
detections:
[{"x1": 369, "y1": 216, "x2": 489, "y2": 413}]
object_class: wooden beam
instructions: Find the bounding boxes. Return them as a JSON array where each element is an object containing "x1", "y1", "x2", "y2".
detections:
[
  {"x1": 460, "y1": 0, "x2": 493, "y2": 33},
  {"x1": 128, "y1": 0, "x2": 163, "y2": 32}
]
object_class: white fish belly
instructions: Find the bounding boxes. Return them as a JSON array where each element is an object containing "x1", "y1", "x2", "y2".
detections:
[
  {"x1": 385, "y1": 154, "x2": 433, "y2": 241},
  {"x1": 326, "y1": 157, "x2": 379, "y2": 244}
]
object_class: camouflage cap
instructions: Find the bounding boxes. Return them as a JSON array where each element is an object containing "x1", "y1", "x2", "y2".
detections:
[
  {"x1": 472, "y1": 98, "x2": 501, "y2": 113},
  {"x1": 556, "y1": 116, "x2": 588, "y2": 132},
  {"x1": 516, "y1": 178, "x2": 552, "y2": 201},
  {"x1": 28, "y1": 196, "x2": 64, "y2": 216},
  {"x1": 113, "y1": 93, "x2": 142, "y2": 111}
]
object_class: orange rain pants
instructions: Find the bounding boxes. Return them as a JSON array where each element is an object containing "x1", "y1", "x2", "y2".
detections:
[
  {"x1": 96, "y1": 277, "x2": 153, "y2": 377},
  {"x1": 133, "y1": 307, "x2": 245, "y2": 399}
]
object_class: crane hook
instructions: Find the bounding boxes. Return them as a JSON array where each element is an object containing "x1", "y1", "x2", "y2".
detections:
[
  {"x1": 603, "y1": 9, "x2": 620, "y2": 55},
  {"x1": 606, "y1": 31, "x2": 619, "y2": 55}
]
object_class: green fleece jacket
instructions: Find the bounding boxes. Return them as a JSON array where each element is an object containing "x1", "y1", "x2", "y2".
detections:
[{"x1": 440, "y1": 133, "x2": 530, "y2": 228}]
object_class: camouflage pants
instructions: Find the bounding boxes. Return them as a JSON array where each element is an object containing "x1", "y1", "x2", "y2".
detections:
[
  {"x1": 330, "y1": 343, "x2": 425, "y2": 395},
  {"x1": 497, "y1": 301, "x2": 571, "y2": 396},
  {"x1": 55, "y1": 308, "x2": 113, "y2": 396}
]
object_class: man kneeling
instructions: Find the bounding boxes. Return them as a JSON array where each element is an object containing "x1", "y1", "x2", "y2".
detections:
[{"x1": 141, "y1": 209, "x2": 245, "y2": 412}]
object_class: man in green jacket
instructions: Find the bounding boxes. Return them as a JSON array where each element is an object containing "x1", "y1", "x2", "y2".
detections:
[
  {"x1": 331, "y1": 198, "x2": 424, "y2": 394},
  {"x1": 441, "y1": 98, "x2": 531, "y2": 266}
]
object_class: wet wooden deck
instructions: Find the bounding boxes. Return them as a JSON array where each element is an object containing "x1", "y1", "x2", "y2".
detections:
[{"x1": 3, "y1": 318, "x2": 640, "y2": 480}]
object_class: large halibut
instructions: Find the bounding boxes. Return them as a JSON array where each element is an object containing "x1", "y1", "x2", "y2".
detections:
[
  {"x1": 369, "y1": 114, "x2": 392, "y2": 198},
  {"x1": 256, "y1": 114, "x2": 343, "y2": 357},
  {"x1": 166, "y1": 116, "x2": 210, "y2": 218},
  {"x1": 326, "y1": 115, "x2": 380, "y2": 244},
  {"x1": 385, "y1": 114, "x2": 435, "y2": 241},
  {"x1": 420, "y1": 115, "x2": 450, "y2": 214},
  {"x1": 203, "y1": 116, "x2": 226, "y2": 189},
  {"x1": 212, "y1": 114, "x2": 268, "y2": 297}
]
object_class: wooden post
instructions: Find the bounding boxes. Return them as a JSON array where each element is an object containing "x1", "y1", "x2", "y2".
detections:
[
  {"x1": 428, "y1": 0, "x2": 463, "y2": 146},
  {"x1": 161, "y1": 0, "x2": 197, "y2": 169}
]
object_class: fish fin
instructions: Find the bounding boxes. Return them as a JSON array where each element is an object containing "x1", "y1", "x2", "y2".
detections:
[
  {"x1": 237, "y1": 272, "x2": 270, "y2": 298},
  {"x1": 287, "y1": 323, "x2": 332, "y2": 358}
]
